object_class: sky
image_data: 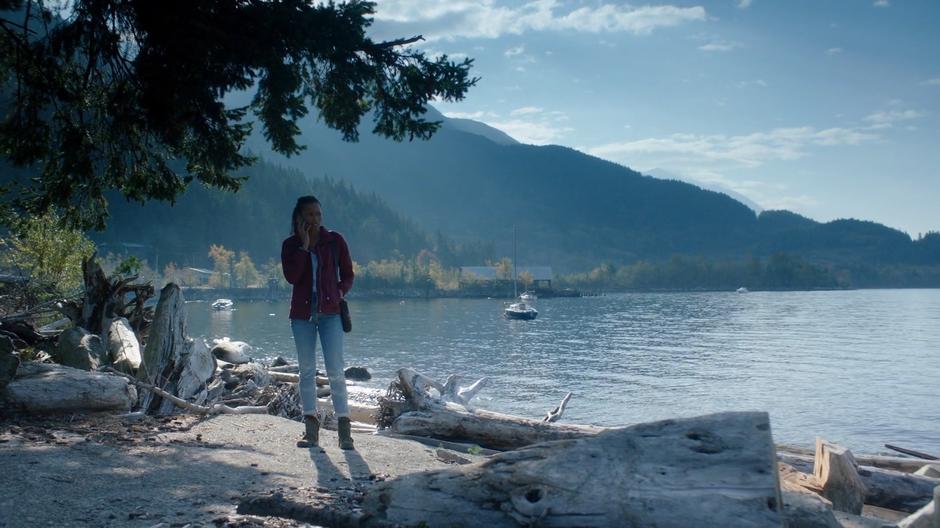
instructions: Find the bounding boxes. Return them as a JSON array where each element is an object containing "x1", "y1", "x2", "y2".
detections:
[{"x1": 368, "y1": 0, "x2": 940, "y2": 238}]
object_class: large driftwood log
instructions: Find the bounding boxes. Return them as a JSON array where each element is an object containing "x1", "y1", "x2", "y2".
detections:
[
  {"x1": 814, "y1": 439, "x2": 867, "y2": 514},
  {"x1": 3, "y1": 362, "x2": 137, "y2": 412},
  {"x1": 860, "y1": 465, "x2": 940, "y2": 514},
  {"x1": 362, "y1": 412, "x2": 784, "y2": 527},
  {"x1": 137, "y1": 284, "x2": 187, "y2": 413},
  {"x1": 386, "y1": 368, "x2": 605, "y2": 450}
]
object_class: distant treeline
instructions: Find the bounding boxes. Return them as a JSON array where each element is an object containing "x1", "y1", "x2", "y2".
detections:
[
  {"x1": 92, "y1": 158, "x2": 494, "y2": 270},
  {"x1": 555, "y1": 253, "x2": 940, "y2": 292}
]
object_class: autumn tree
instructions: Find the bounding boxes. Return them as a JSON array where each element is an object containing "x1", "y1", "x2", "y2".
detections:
[
  {"x1": 233, "y1": 251, "x2": 260, "y2": 288},
  {"x1": 208, "y1": 244, "x2": 235, "y2": 288}
]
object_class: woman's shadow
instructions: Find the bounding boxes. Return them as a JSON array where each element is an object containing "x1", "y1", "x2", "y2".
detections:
[{"x1": 306, "y1": 439, "x2": 373, "y2": 487}]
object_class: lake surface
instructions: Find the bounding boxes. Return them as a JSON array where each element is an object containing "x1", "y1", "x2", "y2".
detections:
[{"x1": 188, "y1": 289, "x2": 940, "y2": 453}]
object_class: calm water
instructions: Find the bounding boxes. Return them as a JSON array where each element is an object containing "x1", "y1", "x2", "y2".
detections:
[{"x1": 188, "y1": 290, "x2": 940, "y2": 453}]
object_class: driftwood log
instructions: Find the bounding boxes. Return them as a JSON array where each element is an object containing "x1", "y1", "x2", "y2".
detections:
[
  {"x1": 107, "y1": 317, "x2": 141, "y2": 374},
  {"x1": 362, "y1": 411, "x2": 784, "y2": 527},
  {"x1": 779, "y1": 444, "x2": 940, "y2": 474},
  {"x1": 106, "y1": 368, "x2": 266, "y2": 415},
  {"x1": 384, "y1": 368, "x2": 605, "y2": 450},
  {"x1": 781, "y1": 451, "x2": 940, "y2": 513},
  {"x1": 3, "y1": 362, "x2": 137, "y2": 412}
]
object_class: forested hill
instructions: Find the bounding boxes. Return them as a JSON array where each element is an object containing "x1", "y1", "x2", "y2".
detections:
[
  {"x1": 92, "y1": 159, "x2": 492, "y2": 269},
  {"x1": 245, "y1": 107, "x2": 940, "y2": 272}
]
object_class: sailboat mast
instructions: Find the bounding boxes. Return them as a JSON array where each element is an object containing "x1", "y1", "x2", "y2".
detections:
[{"x1": 513, "y1": 225, "x2": 517, "y2": 298}]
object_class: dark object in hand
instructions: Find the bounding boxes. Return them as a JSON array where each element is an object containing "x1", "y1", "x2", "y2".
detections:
[{"x1": 340, "y1": 299, "x2": 352, "y2": 333}]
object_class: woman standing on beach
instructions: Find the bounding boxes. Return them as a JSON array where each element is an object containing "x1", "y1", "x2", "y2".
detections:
[{"x1": 281, "y1": 195, "x2": 356, "y2": 450}]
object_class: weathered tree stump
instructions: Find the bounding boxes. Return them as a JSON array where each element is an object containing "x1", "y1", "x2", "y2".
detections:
[
  {"x1": 174, "y1": 339, "x2": 217, "y2": 406},
  {"x1": 814, "y1": 439, "x2": 867, "y2": 514},
  {"x1": 3, "y1": 362, "x2": 137, "y2": 412},
  {"x1": 362, "y1": 411, "x2": 784, "y2": 527},
  {"x1": 137, "y1": 284, "x2": 187, "y2": 413},
  {"x1": 76, "y1": 256, "x2": 154, "y2": 335}
]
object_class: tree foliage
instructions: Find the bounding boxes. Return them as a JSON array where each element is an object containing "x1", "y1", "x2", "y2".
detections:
[
  {"x1": 0, "y1": 210, "x2": 95, "y2": 302},
  {"x1": 0, "y1": 0, "x2": 476, "y2": 229}
]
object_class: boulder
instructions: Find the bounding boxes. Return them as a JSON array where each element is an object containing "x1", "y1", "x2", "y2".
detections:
[
  {"x1": 210, "y1": 339, "x2": 252, "y2": 364},
  {"x1": 344, "y1": 366, "x2": 371, "y2": 381},
  {"x1": 107, "y1": 318, "x2": 141, "y2": 374},
  {"x1": 54, "y1": 327, "x2": 106, "y2": 370}
]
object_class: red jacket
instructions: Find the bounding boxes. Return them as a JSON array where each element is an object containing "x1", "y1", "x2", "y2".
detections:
[{"x1": 281, "y1": 228, "x2": 354, "y2": 320}]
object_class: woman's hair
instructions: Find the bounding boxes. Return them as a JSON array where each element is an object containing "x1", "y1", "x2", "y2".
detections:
[{"x1": 291, "y1": 195, "x2": 320, "y2": 235}]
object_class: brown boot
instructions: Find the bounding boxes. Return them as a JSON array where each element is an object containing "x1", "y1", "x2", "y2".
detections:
[
  {"x1": 297, "y1": 415, "x2": 319, "y2": 448},
  {"x1": 337, "y1": 417, "x2": 355, "y2": 450}
]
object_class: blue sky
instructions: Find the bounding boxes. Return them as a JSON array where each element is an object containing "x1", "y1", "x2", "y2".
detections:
[{"x1": 369, "y1": 0, "x2": 939, "y2": 237}]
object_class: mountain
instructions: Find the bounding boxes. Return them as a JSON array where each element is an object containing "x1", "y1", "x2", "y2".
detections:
[
  {"x1": 244, "y1": 111, "x2": 767, "y2": 271},
  {"x1": 243, "y1": 107, "x2": 935, "y2": 272}
]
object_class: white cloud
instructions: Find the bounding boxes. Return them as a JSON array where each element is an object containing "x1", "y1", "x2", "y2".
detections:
[
  {"x1": 737, "y1": 79, "x2": 768, "y2": 88},
  {"x1": 443, "y1": 110, "x2": 500, "y2": 120},
  {"x1": 699, "y1": 41, "x2": 740, "y2": 52},
  {"x1": 445, "y1": 106, "x2": 573, "y2": 144},
  {"x1": 372, "y1": 1, "x2": 707, "y2": 41},
  {"x1": 504, "y1": 45, "x2": 525, "y2": 57},
  {"x1": 586, "y1": 126, "x2": 878, "y2": 169},
  {"x1": 737, "y1": 0, "x2": 753, "y2": 8},
  {"x1": 488, "y1": 118, "x2": 573, "y2": 144},
  {"x1": 510, "y1": 106, "x2": 543, "y2": 116},
  {"x1": 825, "y1": 47, "x2": 843, "y2": 56},
  {"x1": 873, "y1": 0, "x2": 890, "y2": 7},
  {"x1": 920, "y1": 78, "x2": 940, "y2": 86},
  {"x1": 863, "y1": 109, "x2": 924, "y2": 128}
]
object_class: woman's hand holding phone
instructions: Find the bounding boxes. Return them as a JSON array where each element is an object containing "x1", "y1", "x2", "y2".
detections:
[{"x1": 297, "y1": 219, "x2": 311, "y2": 250}]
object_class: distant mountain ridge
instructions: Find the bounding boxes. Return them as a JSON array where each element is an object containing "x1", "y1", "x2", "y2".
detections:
[{"x1": 244, "y1": 107, "x2": 938, "y2": 272}]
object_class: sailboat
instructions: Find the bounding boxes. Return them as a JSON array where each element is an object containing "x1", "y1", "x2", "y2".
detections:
[{"x1": 504, "y1": 226, "x2": 538, "y2": 320}]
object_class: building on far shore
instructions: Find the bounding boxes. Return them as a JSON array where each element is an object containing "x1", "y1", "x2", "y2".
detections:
[{"x1": 459, "y1": 266, "x2": 553, "y2": 295}]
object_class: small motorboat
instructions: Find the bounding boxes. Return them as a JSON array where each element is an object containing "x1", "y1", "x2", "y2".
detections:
[
  {"x1": 211, "y1": 298, "x2": 235, "y2": 310},
  {"x1": 736, "y1": 287, "x2": 749, "y2": 294},
  {"x1": 505, "y1": 301, "x2": 538, "y2": 320},
  {"x1": 519, "y1": 291, "x2": 537, "y2": 301}
]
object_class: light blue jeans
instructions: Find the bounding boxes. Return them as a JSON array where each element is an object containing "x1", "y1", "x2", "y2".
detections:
[{"x1": 290, "y1": 314, "x2": 349, "y2": 418}]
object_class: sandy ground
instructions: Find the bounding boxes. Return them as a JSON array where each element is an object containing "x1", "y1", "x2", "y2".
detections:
[{"x1": 0, "y1": 412, "x2": 484, "y2": 527}]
